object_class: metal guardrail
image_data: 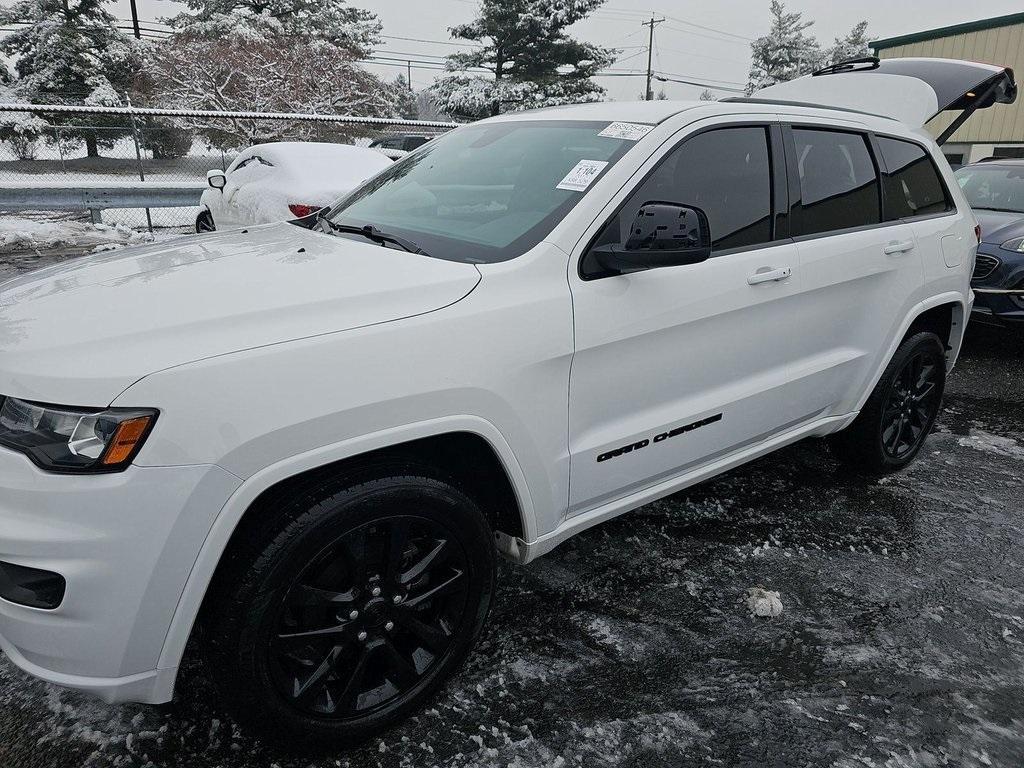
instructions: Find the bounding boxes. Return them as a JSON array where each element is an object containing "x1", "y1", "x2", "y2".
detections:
[{"x1": 0, "y1": 181, "x2": 206, "y2": 223}]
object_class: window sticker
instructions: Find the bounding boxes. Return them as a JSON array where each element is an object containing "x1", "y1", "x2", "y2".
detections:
[
  {"x1": 598, "y1": 122, "x2": 653, "y2": 141},
  {"x1": 556, "y1": 159, "x2": 609, "y2": 192}
]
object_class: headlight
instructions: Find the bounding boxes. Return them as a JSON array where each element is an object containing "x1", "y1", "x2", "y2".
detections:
[
  {"x1": 0, "y1": 397, "x2": 157, "y2": 473},
  {"x1": 1000, "y1": 237, "x2": 1024, "y2": 253}
]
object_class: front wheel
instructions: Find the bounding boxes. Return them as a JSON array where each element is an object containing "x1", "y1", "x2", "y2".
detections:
[
  {"x1": 830, "y1": 331, "x2": 946, "y2": 474},
  {"x1": 195, "y1": 209, "x2": 216, "y2": 233},
  {"x1": 203, "y1": 474, "x2": 496, "y2": 746}
]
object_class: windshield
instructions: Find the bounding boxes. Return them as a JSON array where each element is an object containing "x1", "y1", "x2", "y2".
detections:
[
  {"x1": 954, "y1": 164, "x2": 1024, "y2": 213},
  {"x1": 326, "y1": 120, "x2": 639, "y2": 263}
]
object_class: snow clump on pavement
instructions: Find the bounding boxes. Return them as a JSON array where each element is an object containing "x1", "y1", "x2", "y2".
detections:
[{"x1": 744, "y1": 586, "x2": 784, "y2": 618}]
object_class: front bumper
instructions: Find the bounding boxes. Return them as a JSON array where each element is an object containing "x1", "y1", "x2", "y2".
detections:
[
  {"x1": 971, "y1": 245, "x2": 1024, "y2": 326},
  {"x1": 0, "y1": 445, "x2": 240, "y2": 703}
]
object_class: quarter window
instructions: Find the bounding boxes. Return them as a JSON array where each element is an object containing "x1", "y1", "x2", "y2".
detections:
[
  {"x1": 592, "y1": 126, "x2": 774, "y2": 257},
  {"x1": 792, "y1": 129, "x2": 880, "y2": 236},
  {"x1": 877, "y1": 137, "x2": 952, "y2": 219}
]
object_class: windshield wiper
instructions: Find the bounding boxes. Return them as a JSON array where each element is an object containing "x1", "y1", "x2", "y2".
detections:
[
  {"x1": 972, "y1": 206, "x2": 1024, "y2": 214},
  {"x1": 318, "y1": 215, "x2": 430, "y2": 257}
]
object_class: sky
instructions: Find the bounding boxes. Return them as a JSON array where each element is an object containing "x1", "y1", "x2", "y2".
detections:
[{"x1": 27, "y1": 0, "x2": 1024, "y2": 101}]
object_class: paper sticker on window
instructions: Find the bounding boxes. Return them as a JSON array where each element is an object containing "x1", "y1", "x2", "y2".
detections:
[
  {"x1": 598, "y1": 122, "x2": 653, "y2": 141},
  {"x1": 557, "y1": 160, "x2": 609, "y2": 192}
]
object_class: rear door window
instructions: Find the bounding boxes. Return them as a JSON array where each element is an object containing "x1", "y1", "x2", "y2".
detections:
[
  {"x1": 792, "y1": 128, "x2": 881, "y2": 236},
  {"x1": 877, "y1": 137, "x2": 952, "y2": 219}
]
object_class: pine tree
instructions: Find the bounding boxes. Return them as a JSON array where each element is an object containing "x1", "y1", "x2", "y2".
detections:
[
  {"x1": 699, "y1": 89, "x2": 717, "y2": 101},
  {"x1": 826, "y1": 21, "x2": 870, "y2": 65},
  {"x1": 430, "y1": 0, "x2": 616, "y2": 120},
  {"x1": 392, "y1": 75, "x2": 419, "y2": 120},
  {"x1": 0, "y1": 0, "x2": 141, "y2": 156},
  {"x1": 746, "y1": 0, "x2": 822, "y2": 94}
]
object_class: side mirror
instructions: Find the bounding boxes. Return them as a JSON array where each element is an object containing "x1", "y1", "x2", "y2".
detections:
[
  {"x1": 588, "y1": 202, "x2": 711, "y2": 275},
  {"x1": 207, "y1": 170, "x2": 227, "y2": 190}
]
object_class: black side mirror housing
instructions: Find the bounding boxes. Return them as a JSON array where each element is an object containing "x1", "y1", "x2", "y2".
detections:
[{"x1": 587, "y1": 202, "x2": 712, "y2": 276}]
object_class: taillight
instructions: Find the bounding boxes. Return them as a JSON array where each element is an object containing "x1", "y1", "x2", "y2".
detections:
[
  {"x1": 975, "y1": 224, "x2": 982, "y2": 244},
  {"x1": 288, "y1": 204, "x2": 322, "y2": 218}
]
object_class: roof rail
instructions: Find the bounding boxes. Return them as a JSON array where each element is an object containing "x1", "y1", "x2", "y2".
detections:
[{"x1": 719, "y1": 96, "x2": 897, "y2": 121}]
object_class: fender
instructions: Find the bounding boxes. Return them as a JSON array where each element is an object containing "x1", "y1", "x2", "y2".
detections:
[
  {"x1": 154, "y1": 414, "x2": 537, "y2": 678},
  {"x1": 837, "y1": 290, "x2": 968, "y2": 431}
]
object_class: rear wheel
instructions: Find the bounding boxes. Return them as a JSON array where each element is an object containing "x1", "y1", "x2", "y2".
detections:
[
  {"x1": 195, "y1": 210, "x2": 216, "y2": 233},
  {"x1": 830, "y1": 331, "x2": 946, "y2": 474},
  {"x1": 204, "y1": 474, "x2": 495, "y2": 746}
]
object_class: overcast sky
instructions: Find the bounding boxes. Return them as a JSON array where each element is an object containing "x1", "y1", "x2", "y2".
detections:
[{"x1": 53, "y1": 0, "x2": 1024, "y2": 100}]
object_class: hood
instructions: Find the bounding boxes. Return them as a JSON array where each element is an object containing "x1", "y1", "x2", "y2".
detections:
[
  {"x1": 0, "y1": 222, "x2": 480, "y2": 405},
  {"x1": 973, "y1": 209, "x2": 1024, "y2": 246}
]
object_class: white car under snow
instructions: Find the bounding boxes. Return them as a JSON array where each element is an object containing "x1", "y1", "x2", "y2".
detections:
[{"x1": 197, "y1": 142, "x2": 394, "y2": 231}]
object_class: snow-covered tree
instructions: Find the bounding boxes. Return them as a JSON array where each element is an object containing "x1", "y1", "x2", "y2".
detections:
[
  {"x1": 699, "y1": 89, "x2": 717, "y2": 101},
  {"x1": 826, "y1": 21, "x2": 870, "y2": 65},
  {"x1": 0, "y1": 81, "x2": 50, "y2": 159},
  {"x1": 392, "y1": 75, "x2": 419, "y2": 120},
  {"x1": 0, "y1": 0, "x2": 141, "y2": 156},
  {"x1": 144, "y1": 2, "x2": 404, "y2": 149},
  {"x1": 430, "y1": 0, "x2": 616, "y2": 120},
  {"x1": 746, "y1": 0, "x2": 822, "y2": 95}
]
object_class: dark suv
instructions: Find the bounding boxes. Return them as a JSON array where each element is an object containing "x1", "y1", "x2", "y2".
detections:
[{"x1": 955, "y1": 160, "x2": 1024, "y2": 327}]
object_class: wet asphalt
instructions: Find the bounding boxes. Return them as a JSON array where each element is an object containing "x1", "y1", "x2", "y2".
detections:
[{"x1": 2, "y1": 249, "x2": 1023, "y2": 767}]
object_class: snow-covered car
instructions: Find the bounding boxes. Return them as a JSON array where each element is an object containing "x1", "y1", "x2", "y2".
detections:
[
  {"x1": 197, "y1": 142, "x2": 393, "y2": 232},
  {"x1": 0, "y1": 57, "x2": 1014, "y2": 747}
]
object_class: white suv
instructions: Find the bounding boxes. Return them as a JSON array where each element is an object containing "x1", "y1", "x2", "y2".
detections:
[{"x1": 0, "y1": 58, "x2": 1015, "y2": 745}]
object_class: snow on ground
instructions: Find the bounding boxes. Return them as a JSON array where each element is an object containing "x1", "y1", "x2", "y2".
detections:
[{"x1": 0, "y1": 215, "x2": 157, "y2": 254}]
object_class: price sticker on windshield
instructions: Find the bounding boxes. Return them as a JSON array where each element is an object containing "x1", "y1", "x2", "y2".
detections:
[
  {"x1": 556, "y1": 159, "x2": 609, "y2": 192},
  {"x1": 599, "y1": 122, "x2": 653, "y2": 141}
]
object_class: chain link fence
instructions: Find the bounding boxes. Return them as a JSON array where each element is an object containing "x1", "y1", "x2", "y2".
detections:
[{"x1": 0, "y1": 104, "x2": 457, "y2": 234}]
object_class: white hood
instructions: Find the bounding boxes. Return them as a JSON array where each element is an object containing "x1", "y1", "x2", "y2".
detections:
[{"x1": 0, "y1": 223, "x2": 480, "y2": 405}]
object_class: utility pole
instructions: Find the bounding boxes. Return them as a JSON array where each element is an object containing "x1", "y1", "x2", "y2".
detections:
[
  {"x1": 128, "y1": 0, "x2": 141, "y2": 39},
  {"x1": 643, "y1": 16, "x2": 665, "y2": 100},
  {"x1": 407, "y1": 60, "x2": 413, "y2": 90}
]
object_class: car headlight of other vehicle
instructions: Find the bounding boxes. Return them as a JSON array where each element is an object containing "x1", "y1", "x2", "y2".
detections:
[
  {"x1": 0, "y1": 396, "x2": 157, "y2": 473},
  {"x1": 999, "y1": 237, "x2": 1024, "y2": 253}
]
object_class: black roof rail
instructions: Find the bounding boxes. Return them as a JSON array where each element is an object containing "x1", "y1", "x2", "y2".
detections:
[{"x1": 719, "y1": 96, "x2": 896, "y2": 121}]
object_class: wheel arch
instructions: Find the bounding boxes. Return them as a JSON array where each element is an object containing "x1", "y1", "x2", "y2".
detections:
[
  {"x1": 156, "y1": 417, "x2": 536, "y2": 678},
  {"x1": 847, "y1": 292, "x2": 966, "y2": 421}
]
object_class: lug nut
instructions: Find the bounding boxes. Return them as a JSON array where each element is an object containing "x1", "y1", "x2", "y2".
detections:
[
  {"x1": 384, "y1": 621, "x2": 394, "y2": 632},
  {"x1": 392, "y1": 594, "x2": 402, "y2": 604},
  {"x1": 357, "y1": 630, "x2": 368, "y2": 641},
  {"x1": 371, "y1": 586, "x2": 382, "y2": 597},
  {"x1": 349, "y1": 610, "x2": 359, "y2": 620}
]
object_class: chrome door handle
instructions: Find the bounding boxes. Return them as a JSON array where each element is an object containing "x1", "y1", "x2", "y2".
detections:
[
  {"x1": 883, "y1": 240, "x2": 915, "y2": 255},
  {"x1": 747, "y1": 266, "x2": 792, "y2": 285}
]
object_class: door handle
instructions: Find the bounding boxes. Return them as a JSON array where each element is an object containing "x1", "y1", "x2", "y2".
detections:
[
  {"x1": 883, "y1": 240, "x2": 915, "y2": 255},
  {"x1": 747, "y1": 266, "x2": 792, "y2": 285}
]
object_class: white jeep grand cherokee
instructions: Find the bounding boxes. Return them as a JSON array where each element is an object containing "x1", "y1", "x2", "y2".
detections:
[{"x1": 0, "y1": 58, "x2": 1015, "y2": 745}]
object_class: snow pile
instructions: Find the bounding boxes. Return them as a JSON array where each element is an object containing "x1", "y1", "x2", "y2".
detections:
[
  {"x1": 0, "y1": 217, "x2": 153, "y2": 254},
  {"x1": 744, "y1": 586, "x2": 784, "y2": 618},
  {"x1": 957, "y1": 430, "x2": 1024, "y2": 460}
]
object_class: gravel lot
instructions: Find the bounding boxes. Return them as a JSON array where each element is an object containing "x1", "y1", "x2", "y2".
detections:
[{"x1": 2, "y1": 246, "x2": 1023, "y2": 768}]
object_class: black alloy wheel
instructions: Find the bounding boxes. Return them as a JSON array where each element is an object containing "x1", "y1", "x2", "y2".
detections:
[
  {"x1": 196, "y1": 210, "x2": 216, "y2": 233},
  {"x1": 269, "y1": 515, "x2": 470, "y2": 718},
  {"x1": 204, "y1": 474, "x2": 495, "y2": 747},
  {"x1": 830, "y1": 331, "x2": 947, "y2": 474},
  {"x1": 879, "y1": 346, "x2": 942, "y2": 460}
]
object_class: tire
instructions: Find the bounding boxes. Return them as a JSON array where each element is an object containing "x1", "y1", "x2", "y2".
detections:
[
  {"x1": 203, "y1": 473, "x2": 496, "y2": 747},
  {"x1": 196, "y1": 210, "x2": 216, "y2": 233},
  {"x1": 830, "y1": 331, "x2": 946, "y2": 474}
]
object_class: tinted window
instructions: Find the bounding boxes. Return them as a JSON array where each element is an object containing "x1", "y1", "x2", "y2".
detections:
[
  {"x1": 793, "y1": 129, "x2": 880, "y2": 236},
  {"x1": 878, "y1": 137, "x2": 951, "y2": 219},
  {"x1": 593, "y1": 126, "x2": 773, "y2": 256}
]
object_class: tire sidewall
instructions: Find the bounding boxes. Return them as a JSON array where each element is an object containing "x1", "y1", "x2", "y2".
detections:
[
  {"x1": 214, "y1": 477, "x2": 495, "y2": 745},
  {"x1": 873, "y1": 332, "x2": 946, "y2": 470}
]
